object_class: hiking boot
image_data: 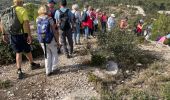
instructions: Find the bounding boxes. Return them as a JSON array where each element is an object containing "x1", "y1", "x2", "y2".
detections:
[
  {"x1": 66, "y1": 54, "x2": 71, "y2": 59},
  {"x1": 30, "y1": 62, "x2": 41, "y2": 70},
  {"x1": 47, "y1": 72, "x2": 53, "y2": 77},
  {"x1": 17, "y1": 69, "x2": 24, "y2": 79}
]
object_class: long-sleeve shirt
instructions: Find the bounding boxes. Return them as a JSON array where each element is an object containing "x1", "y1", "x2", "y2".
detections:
[{"x1": 107, "y1": 17, "x2": 116, "y2": 29}]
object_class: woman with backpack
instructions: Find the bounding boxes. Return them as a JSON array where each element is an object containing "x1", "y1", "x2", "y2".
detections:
[
  {"x1": 72, "y1": 4, "x2": 81, "y2": 45},
  {"x1": 36, "y1": 5, "x2": 59, "y2": 76}
]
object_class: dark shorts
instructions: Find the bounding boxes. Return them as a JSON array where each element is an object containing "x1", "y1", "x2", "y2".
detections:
[{"x1": 10, "y1": 34, "x2": 31, "y2": 53}]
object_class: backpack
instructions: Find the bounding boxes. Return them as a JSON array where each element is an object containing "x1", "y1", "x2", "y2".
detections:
[
  {"x1": 81, "y1": 11, "x2": 88, "y2": 22},
  {"x1": 0, "y1": 7, "x2": 23, "y2": 35},
  {"x1": 59, "y1": 9, "x2": 71, "y2": 31},
  {"x1": 48, "y1": 8, "x2": 56, "y2": 23},
  {"x1": 36, "y1": 17, "x2": 54, "y2": 44}
]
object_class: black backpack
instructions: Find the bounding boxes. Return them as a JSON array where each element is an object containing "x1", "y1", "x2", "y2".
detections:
[
  {"x1": 81, "y1": 11, "x2": 88, "y2": 22},
  {"x1": 1, "y1": 6, "x2": 23, "y2": 35},
  {"x1": 59, "y1": 9, "x2": 71, "y2": 31}
]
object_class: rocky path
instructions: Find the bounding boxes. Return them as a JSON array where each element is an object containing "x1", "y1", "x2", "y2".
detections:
[
  {"x1": 0, "y1": 39, "x2": 100, "y2": 100},
  {"x1": 140, "y1": 41, "x2": 170, "y2": 61}
]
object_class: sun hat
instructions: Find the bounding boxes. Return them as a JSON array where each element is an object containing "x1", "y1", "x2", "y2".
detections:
[{"x1": 111, "y1": 14, "x2": 115, "y2": 17}]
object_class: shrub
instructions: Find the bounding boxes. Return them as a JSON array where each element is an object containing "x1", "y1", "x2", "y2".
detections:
[
  {"x1": 151, "y1": 14, "x2": 170, "y2": 40},
  {"x1": 97, "y1": 28, "x2": 139, "y2": 68},
  {"x1": 0, "y1": 80, "x2": 12, "y2": 89}
]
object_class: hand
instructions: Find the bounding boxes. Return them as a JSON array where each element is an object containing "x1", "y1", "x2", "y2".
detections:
[
  {"x1": 2, "y1": 34, "x2": 9, "y2": 44},
  {"x1": 27, "y1": 35, "x2": 32, "y2": 44},
  {"x1": 56, "y1": 42, "x2": 61, "y2": 48}
]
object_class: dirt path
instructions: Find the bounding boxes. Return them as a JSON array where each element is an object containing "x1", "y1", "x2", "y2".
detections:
[
  {"x1": 140, "y1": 41, "x2": 170, "y2": 61},
  {"x1": 0, "y1": 38, "x2": 100, "y2": 100}
]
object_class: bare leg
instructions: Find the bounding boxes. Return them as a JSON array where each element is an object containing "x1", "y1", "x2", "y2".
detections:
[
  {"x1": 16, "y1": 53, "x2": 22, "y2": 69},
  {"x1": 25, "y1": 52, "x2": 33, "y2": 64}
]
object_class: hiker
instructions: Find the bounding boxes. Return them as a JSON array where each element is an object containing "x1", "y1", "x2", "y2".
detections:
[
  {"x1": 120, "y1": 17, "x2": 129, "y2": 32},
  {"x1": 72, "y1": 4, "x2": 81, "y2": 45},
  {"x1": 1, "y1": 0, "x2": 40, "y2": 79},
  {"x1": 107, "y1": 14, "x2": 116, "y2": 32},
  {"x1": 87, "y1": 7, "x2": 96, "y2": 37},
  {"x1": 36, "y1": 5, "x2": 59, "y2": 76},
  {"x1": 47, "y1": 0, "x2": 62, "y2": 54},
  {"x1": 47, "y1": 0, "x2": 57, "y2": 24},
  {"x1": 144, "y1": 26, "x2": 152, "y2": 40},
  {"x1": 100, "y1": 12, "x2": 108, "y2": 33},
  {"x1": 136, "y1": 19, "x2": 144, "y2": 36},
  {"x1": 93, "y1": 8, "x2": 101, "y2": 33},
  {"x1": 54, "y1": 0, "x2": 74, "y2": 58},
  {"x1": 81, "y1": 4, "x2": 90, "y2": 39}
]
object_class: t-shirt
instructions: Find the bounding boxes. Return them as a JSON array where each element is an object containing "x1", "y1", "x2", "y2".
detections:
[
  {"x1": 15, "y1": 6, "x2": 29, "y2": 24},
  {"x1": 15, "y1": 6, "x2": 29, "y2": 33},
  {"x1": 54, "y1": 7, "x2": 74, "y2": 24},
  {"x1": 101, "y1": 15, "x2": 107, "y2": 22}
]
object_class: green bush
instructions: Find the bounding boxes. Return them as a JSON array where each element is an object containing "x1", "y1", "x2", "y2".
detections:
[
  {"x1": 97, "y1": 28, "x2": 139, "y2": 68},
  {"x1": 91, "y1": 53, "x2": 106, "y2": 67},
  {"x1": 151, "y1": 14, "x2": 170, "y2": 40}
]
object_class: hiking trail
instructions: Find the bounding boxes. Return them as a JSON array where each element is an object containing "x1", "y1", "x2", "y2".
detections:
[{"x1": 0, "y1": 38, "x2": 100, "y2": 100}]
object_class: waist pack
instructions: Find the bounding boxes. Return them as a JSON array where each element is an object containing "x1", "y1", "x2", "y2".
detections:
[{"x1": 1, "y1": 6, "x2": 23, "y2": 35}]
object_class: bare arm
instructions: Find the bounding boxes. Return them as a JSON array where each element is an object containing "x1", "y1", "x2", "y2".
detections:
[
  {"x1": 23, "y1": 20, "x2": 31, "y2": 35},
  {"x1": 51, "y1": 24, "x2": 59, "y2": 45},
  {"x1": 23, "y1": 20, "x2": 32, "y2": 44}
]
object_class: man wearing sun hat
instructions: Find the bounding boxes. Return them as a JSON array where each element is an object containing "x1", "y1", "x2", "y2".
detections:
[
  {"x1": 1, "y1": 0, "x2": 41, "y2": 79},
  {"x1": 107, "y1": 13, "x2": 116, "y2": 31}
]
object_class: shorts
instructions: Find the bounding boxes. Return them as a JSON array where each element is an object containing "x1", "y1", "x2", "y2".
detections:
[{"x1": 10, "y1": 34, "x2": 31, "y2": 53}]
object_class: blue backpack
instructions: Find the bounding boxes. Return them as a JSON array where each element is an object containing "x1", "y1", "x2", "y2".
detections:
[{"x1": 36, "y1": 17, "x2": 54, "y2": 43}]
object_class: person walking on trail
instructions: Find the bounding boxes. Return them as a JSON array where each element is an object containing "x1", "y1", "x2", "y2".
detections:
[
  {"x1": 47, "y1": 0, "x2": 57, "y2": 24},
  {"x1": 107, "y1": 14, "x2": 116, "y2": 32},
  {"x1": 81, "y1": 4, "x2": 90, "y2": 40},
  {"x1": 47, "y1": 0, "x2": 62, "y2": 54},
  {"x1": 136, "y1": 19, "x2": 144, "y2": 36},
  {"x1": 100, "y1": 12, "x2": 108, "y2": 33},
  {"x1": 87, "y1": 7, "x2": 95, "y2": 37},
  {"x1": 72, "y1": 4, "x2": 81, "y2": 45},
  {"x1": 36, "y1": 5, "x2": 59, "y2": 76},
  {"x1": 144, "y1": 25, "x2": 152, "y2": 40},
  {"x1": 0, "y1": 0, "x2": 40, "y2": 79},
  {"x1": 54, "y1": 0, "x2": 74, "y2": 58},
  {"x1": 93, "y1": 8, "x2": 101, "y2": 34},
  {"x1": 119, "y1": 17, "x2": 129, "y2": 32}
]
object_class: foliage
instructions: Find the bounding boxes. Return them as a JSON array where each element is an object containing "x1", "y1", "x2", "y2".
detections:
[
  {"x1": 0, "y1": 80, "x2": 12, "y2": 89},
  {"x1": 24, "y1": 3, "x2": 38, "y2": 21},
  {"x1": 91, "y1": 53, "x2": 106, "y2": 66},
  {"x1": 97, "y1": 28, "x2": 139, "y2": 69},
  {"x1": 151, "y1": 14, "x2": 170, "y2": 40}
]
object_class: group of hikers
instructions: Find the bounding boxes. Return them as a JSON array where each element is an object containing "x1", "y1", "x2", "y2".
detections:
[
  {"x1": 0, "y1": 0, "x2": 158, "y2": 79},
  {"x1": 0, "y1": 0, "x2": 119, "y2": 79}
]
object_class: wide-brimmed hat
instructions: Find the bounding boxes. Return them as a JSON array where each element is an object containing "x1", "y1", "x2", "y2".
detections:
[{"x1": 111, "y1": 14, "x2": 115, "y2": 17}]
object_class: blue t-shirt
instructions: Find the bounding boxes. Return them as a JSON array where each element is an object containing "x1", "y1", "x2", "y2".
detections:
[{"x1": 54, "y1": 7, "x2": 74, "y2": 23}]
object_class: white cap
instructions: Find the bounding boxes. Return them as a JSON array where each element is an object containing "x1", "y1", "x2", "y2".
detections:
[
  {"x1": 111, "y1": 14, "x2": 115, "y2": 18},
  {"x1": 72, "y1": 4, "x2": 79, "y2": 10}
]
